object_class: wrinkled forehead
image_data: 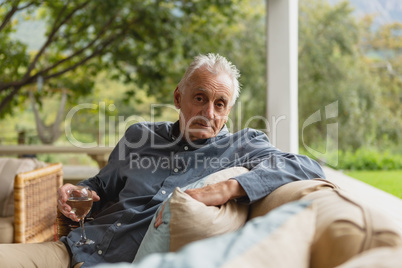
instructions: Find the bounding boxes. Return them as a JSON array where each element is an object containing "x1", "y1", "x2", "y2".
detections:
[{"x1": 185, "y1": 67, "x2": 234, "y2": 95}]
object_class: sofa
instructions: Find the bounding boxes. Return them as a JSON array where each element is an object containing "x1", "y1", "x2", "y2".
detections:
[
  {"x1": 90, "y1": 166, "x2": 402, "y2": 268},
  {"x1": 52, "y1": 166, "x2": 402, "y2": 267},
  {"x1": 0, "y1": 158, "x2": 63, "y2": 243}
]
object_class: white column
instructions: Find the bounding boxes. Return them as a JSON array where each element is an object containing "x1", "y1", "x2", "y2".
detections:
[{"x1": 266, "y1": 0, "x2": 299, "y2": 153}]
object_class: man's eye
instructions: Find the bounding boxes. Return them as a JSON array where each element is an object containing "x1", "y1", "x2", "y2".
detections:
[
  {"x1": 195, "y1": 96, "x2": 204, "y2": 102},
  {"x1": 216, "y1": 102, "x2": 225, "y2": 108}
]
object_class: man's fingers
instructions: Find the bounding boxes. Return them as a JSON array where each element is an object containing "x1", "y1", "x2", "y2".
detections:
[
  {"x1": 184, "y1": 186, "x2": 226, "y2": 206},
  {"x1": 57, "y1": 198, "x2": 79, "y2": 221},
  {"x1": 57, "y1": 183, "x2": 82, "y2": 222},
  {"x1": 57, "y1": 187, "x2": 67, "y2": 203},
  {"x1": 57, "y1": 183, "x2": 100, "y2": 221},
  {"x1": 58, "y1": 183, "x2": 75, "y2": 202},
  {"x1": 58, "y1": 199, "x2": 70, "y2": 212},
  {"x1": 154, "y1": 202, "x2": 166, "y2": 228},
  {"x1": 184, "y1": 180, "x2": 244, "y2": 206},
  {"x1": 155, "y1": 214, "x2": 162, "y2": 228},
  {"x1": 91, "y1": 191, "x2": 101, "y2": 202}
]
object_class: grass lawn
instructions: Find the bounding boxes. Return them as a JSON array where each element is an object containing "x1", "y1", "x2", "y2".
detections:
[{"x1": 345, "y1": 170, "x2": 402, "y2": 199}]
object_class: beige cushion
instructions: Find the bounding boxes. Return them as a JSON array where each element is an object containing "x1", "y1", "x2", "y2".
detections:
[
  {"x1": 249, "y1": 179, "x2": 402, "y2": 268},
  {"x1": 305, "y1": 189, "x2": 402, "y2": 268},
  {"x1": 0, "y1": 216, "x2": 14, "y2": 243},
  {"x1": 170, "y1": 166, "x2": 250, "y2": 252},
  {"x1": 169, "y1": 188, "x2": 248, "y2": 252},
  {"x1": 0, "y1": 158, "x2": 47, "y2": 217},
  {"x1": 249, "y1": 178, "x2": 337, "y2": 219},
  {"x1": 336, "y1": 247, "x2": 402, "y2": 268}
]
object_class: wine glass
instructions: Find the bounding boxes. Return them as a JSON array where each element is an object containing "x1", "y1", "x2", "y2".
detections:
[{"x1": 66, "y1": 186, "x2": 94, "y2": 246}]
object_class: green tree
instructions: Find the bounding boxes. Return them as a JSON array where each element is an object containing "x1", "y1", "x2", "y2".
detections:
[
  {"x1": 298, "y1": 0, "x2": 381, "y2": 151},
  {"x1": 76, "y1": 0, "x2": 267, "y2": 134},
  {"x1": 0, "y1": 0, "x2": 238, "y2": 117},
  {"x1": 226, "y1": 0, "x2": 266, "y2": 132},
  {"x1": 360, "y1": 19, "x2": 402, "y2": 149}
]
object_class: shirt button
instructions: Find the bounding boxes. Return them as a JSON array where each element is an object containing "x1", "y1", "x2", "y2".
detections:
[
  {"x1": 116, "y1": 223, "x2": 121, "y2": 227},
  {"x1": 174, "y1": 168, "x2": 179, "y2": 173},
  {"x1": 161, "y1": 190, "x2": 166, "y2": 195},
  {"x1": 184, "y1": 146, "x2": 189, "y2": 151},
  {"x1": 98, "y1": 250, "x2": 103, "y2": 255}
]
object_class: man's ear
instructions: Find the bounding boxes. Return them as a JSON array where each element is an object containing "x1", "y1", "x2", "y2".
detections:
[{"x1": 174, "y1": 87, "x2": 181, "y2": 109}]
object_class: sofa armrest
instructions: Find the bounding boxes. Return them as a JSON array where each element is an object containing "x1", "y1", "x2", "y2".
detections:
[{"x1": 14, "y1": 163, "x2": 63, "y2": 243}]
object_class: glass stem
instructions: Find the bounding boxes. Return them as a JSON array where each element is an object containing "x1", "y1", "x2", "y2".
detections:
[{"x1": 80, "y1": 218, "x2": 87, "y2": 241}]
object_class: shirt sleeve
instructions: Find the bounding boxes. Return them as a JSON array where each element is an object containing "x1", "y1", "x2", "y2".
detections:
[{"x1": 232, "y1": 129, "x2": 326, "y2": 204}]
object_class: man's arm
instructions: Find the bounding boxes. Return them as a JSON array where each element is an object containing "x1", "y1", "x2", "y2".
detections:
[
  {"x1": 231, "y1": 130, "x2": 325, "y2": 204},
  {"x1": 154, "y1": 180, "x2": 244, "y2": 227}
]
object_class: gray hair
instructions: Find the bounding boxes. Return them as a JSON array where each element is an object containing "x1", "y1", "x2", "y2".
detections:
[{"x1": 177, "y1": 53, "x2": 241, "y2": 106}]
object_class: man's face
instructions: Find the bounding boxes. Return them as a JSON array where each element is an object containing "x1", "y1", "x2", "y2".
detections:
[{"x1": 174, "y1": 68, "x2": 233, "y2": 141}]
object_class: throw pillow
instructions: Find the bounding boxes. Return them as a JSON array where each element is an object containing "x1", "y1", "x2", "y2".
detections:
[{"x1": 134, "y1": 167, "x2": 249, "y2": 263}]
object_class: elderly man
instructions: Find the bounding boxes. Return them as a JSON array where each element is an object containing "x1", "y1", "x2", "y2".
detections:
[{"x1": 0, "y1": 53, "x2": 325, "y2": 267}]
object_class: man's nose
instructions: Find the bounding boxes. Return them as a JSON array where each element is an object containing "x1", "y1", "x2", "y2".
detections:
[{"x1": 202, "y1": 102, "x2": 215, "y2": 120}]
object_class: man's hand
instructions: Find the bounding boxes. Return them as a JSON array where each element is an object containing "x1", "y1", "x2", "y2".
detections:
[
  {"x1": 184, "y1": 179, "x2": 246, "y2": 206},
  {"x1": 57, "y1": 183, "x2": 100, "y2": 222},
  {"x1": 154, "y1": 179, "x2": 246, "y2": 228}
]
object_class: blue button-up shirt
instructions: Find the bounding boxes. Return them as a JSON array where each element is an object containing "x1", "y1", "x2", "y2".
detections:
[{"x1": 61, "y1": 121, "x2": 325, "y2": 267}]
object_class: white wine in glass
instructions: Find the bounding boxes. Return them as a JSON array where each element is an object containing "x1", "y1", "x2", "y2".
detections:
[{"x1": 66, "y1": 186, "x2": 94, "y2": 246}]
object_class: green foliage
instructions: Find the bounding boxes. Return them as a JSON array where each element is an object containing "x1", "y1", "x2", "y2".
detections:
[
  {"x1": 227, "y1": 1, "x2": 266, "y2": 132},
  {"x1": 36, "y1": 153, "x2": 97, "y2": 167},
  {"x1": 1, "y1": 0, "x2": 400, "y2": 161},
  {"x1": 0, "y1": 0, "x2": 240, "y2": 116},
  {"x1": 299, "y1": 0, "x2": 401, "y2": 153},
  {"x1": 337, "y1": 149, "x2": 402, "y2": 170},
  {"x1": 299, "y1": 0, "x2": 380, "y2": 151},
  {"x1": 360, "y1": 19, "x2": 402, "y2": 148},
  {"x1": 300, "y1": 144, "x2": 402, "y2": 171}
]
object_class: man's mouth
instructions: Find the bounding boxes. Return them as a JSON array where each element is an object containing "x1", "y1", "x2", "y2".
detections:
[{"x1": 193, "y1": 121, "x2": 212, "y2": 128}]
